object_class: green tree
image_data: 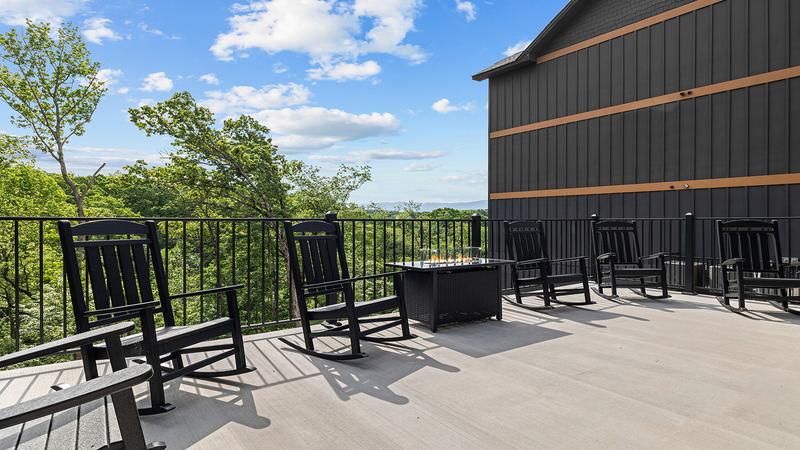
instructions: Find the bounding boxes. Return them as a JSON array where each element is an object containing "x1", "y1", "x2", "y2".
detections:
[
  {"x1": 288, "y1": 164, "x2": 371, "y2": 217},
  {"x1": 129, "y1": 92, "x2": 299, "y2": 218},
  {"x1": 0, "y1": 21, "x2": 107, "y2": 216},
  {"x1": 0, "y1": 133, "x2": 30, "y2": 168}
]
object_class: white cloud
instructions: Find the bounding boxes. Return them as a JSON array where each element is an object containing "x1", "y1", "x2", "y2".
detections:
[
  {"x1": 96, "y1": 68, "x2": 123, "y2": 87},
  {"x1": 140, "y1": 72, "x2": 173, "y2": 92},
  {"x1": 82, "y1": 17, "x2": 121, "y2": 44},
  {"x1": 503, "y1": 39, "x2": 532, "y2": 57},
  {"x1": 253, "y1": 107, "x2": 400, "y2": 150},
  {"x1": 441, "y1": 170, "x2": 487, "y2": 186},
  {"x1": 455, "y1": 1, "x2": 476, "y2": 21},
  {"x1": 139, "y1": 23, "x2": 180, "y2": 40},
  {"x1": 199, "y1": 73, "x2": 220, "y2": 85},
  {"x1": 0, "y1": 0, "x2": 85, "y2": 26},
  {"x1": 432, "y1": 98, "x2": 475, "y2": 114},
  {"x1": 307, "y1": 60, "x2": 381, "y2": 82},
  {"x1": 117, "y1": 87, "x2": 130, "y2": 94},
  {"x1": 309, "y1": 149, "x2": 444, "y2": 163},
  {"x1": 201, "y1": 83, "x2": 311, "y2": 115},
  {"x1": 211, "y1": 0, "x2": 425, "y2": 80},
  {"x1": 197, "y1": 82, "x2": 399, "y2": 151},
  {"x1": 272, "y1": 63, "x2": 289, "y2": 74},
  {"x1": 403, "y1": 162, "x2": 437, "y2": 172},
  {"x1": 137, "y1": 98, "x2": 155, "y2": 107}
]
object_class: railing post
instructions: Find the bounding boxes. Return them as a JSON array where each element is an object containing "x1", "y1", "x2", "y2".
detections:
[
  {"x1": 470, "y1": 213, "x2": 482, "y2": 251},
  {"x1": 590, "y1": 214, "x2": 600, "y2": 282},
  {"x1": 324, "y1": 211, "x2": 337, "y2": 223},
  {"x1": 683, "y1": 212, "x2": 696, "y2": 294}
]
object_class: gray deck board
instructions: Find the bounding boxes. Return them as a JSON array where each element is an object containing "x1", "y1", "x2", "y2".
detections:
[{"x1": 3, "y1": 290, "x2": 800, "y2": 449}]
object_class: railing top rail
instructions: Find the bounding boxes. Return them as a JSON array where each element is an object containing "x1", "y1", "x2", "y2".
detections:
[{"x1": 0, "y1": 216, "x2": 479, "y2": 222}]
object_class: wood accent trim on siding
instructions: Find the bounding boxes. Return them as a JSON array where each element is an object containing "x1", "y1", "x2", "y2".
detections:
[
  {"x1": 535, "y1": 0, "x2": 723, "y2": 64},
  {"x1": 490, "y1": 65, "x2": 800, "y2": 139},
  {"x1": 490, "y1": 174, "x2": 800, "y2": 200}
]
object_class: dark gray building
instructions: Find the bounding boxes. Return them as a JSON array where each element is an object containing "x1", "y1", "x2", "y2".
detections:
[{"x1": 474, "y1": 0, "x2": 800, "y2": 222}]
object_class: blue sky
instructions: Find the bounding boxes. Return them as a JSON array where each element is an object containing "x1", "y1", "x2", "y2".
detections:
[{"x1": 0, "y1": 0, "x2": 568, "y2": 205}]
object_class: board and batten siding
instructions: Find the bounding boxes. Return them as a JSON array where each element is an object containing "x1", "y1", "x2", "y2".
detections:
[{"x1": 487, "y1": 0, "x2": 800, "y2": 223}]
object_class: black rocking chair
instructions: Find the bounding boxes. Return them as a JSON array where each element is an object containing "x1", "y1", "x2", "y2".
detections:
[
  {"x1": 279, "y1": 220, "x2": 415, "y2": 360},
  {"x1": 58, "y1": 219, "x2": 255, "y2": 415},
  {"x1": 0, "y1": 322, "x2": 165, "y2": 450},
  {"x1": 716, "y1": 219, "x2": 800, "y2": 314},
  {"x1": 591, "y1": 219, "x2": 670, "y2": 300},
  {"x1": 504, "y1": 220, "x2": 592, "y2": 310}
]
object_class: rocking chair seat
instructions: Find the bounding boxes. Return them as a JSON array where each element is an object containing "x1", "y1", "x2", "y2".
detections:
[
  {"x1": 93, "y1": 317, "x2": 233, "y2": 358},
  {"x1": 307, "y1": 295, "x2": 401, "y2": 321},
  {"x1": 517, "y1": 273, "x2": 585, "y2": 285},
  {"x1": 606, "y1": 267, "x2": 664, "y2": 278},
  {"x1": 738, "y1": 276, "x2": 800, "y2": 289}
]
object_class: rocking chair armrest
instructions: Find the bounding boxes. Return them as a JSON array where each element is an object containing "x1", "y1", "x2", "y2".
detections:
[
  {"x1": 549, "y1": 256, "x2": 588, "y2": 264},
  {"x1": 515, "y1": 258, "x2": 549, "y2": 269},
  {"x1": 0, "y1": 322, "x2": 135, "y2": 369},
  {"x1": 721, "y1": 258, "x2": 745, "y2": 267},
  {"x1": 305, "y1": 271, "x2": 404, "y2": 291},
  {"x1": 168, "y1": 284, "x2": 244, "y2": 301},
  {"x1": 783, "y1": 260, "x2": 800, "y2": 267},
  {"x1": 597, "y1": 252, "x2": 616, "y2": 262},
  {"x1": 640, "y1": 252, "x2": 671, "y2": 261},
  {"x1": 82, "y1": 301, "x2": 160, "y2": 318},
  {"x1": 0, "y1": 364, "x2": 153, "y2": 429}
]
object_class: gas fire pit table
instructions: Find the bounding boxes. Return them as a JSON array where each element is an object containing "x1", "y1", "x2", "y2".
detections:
[{"x1": 386, "y1": 258, "x2": 514, "y2": 332}]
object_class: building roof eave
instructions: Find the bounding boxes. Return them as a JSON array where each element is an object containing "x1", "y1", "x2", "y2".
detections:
[{"x1": 471, "y1": 0, "x2": 584, "y2": 82}]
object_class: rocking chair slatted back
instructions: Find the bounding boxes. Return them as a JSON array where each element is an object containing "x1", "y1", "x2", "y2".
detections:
[
  {"x1": 58, "y1": 220, "x2": 173, "y2": 331},
  {"x1": 591, "y1": 220, "x2": 642, "y2": 265},
  {"x1": 504, "y1": 221, "x2": 548, "y2": 262},
  {"x1": 284, "y1": 221, "x2": 351, "y2": 309},
  {"x1": 717, "y1": 220, "x2": 782, "y2": 273}
]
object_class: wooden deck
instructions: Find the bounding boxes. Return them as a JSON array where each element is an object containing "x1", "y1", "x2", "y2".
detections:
[{"x1": 4, "y1": 290, "x2": 800, "y2": 449}]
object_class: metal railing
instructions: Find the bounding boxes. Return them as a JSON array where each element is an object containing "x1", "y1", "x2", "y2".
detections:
[
  {"x1": 0, "y1": 214, "x2": 483, "y2": 352},
  {"x1": 4, "y1": 212, "x2": 800, "y2": 352}
]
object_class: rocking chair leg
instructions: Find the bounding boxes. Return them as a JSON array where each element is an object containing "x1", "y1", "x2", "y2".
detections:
[
  {"x1": 80, "y1": 345, "x2": 99, "y2": 381},
  {"x1": 738, "y1": 287, "x2": 746, "y2": 311},
  {"x1": 542, "y1": 280, "x2": 552, "y2": 308},
  {"x1": 301, "y1": 320, "x2": 314, "y2": 351},
  {"x1": 581, "y1": 265, "x2": 592, "y2": 304},
  {"x1": 398, "y1": 297, "x2": 412, "y2": 338},
  {"x1": 171, "y1": 354, "x2": 183, "y2": 370},
  {"x1": 512, "y1": 279, "x2": 523, "y2": 304},
  {"x1": 345, "y1": 301, "x2": 362, "y2": 355},
  {"x1": 138, "y1": 310, "x2": 173, "y2": 415},
  {"x1": 395, "y1": 273, "x2": 413, "y2": 338}
]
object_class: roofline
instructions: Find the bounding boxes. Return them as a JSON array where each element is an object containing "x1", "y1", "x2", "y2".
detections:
[{"x1": 472, "y1": 0, "x2": 583, "y2": 81}]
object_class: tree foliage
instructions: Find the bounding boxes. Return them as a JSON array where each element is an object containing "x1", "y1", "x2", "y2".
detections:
[
  {"x1": 129, "y1": 92, "x2": 298, "y2": 217},
  {"x1": 0, "y1": 21, "x2": 107, "y2": 216}
]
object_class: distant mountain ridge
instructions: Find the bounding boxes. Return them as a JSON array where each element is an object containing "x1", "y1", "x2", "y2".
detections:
[{"x1": 372, "y1": 200, "x2": 488, "y2": 212}]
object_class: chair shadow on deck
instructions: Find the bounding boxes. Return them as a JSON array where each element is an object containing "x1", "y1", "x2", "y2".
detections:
[
  {"x1": 502, "y1": 293, "x2": 651, "y2": 330},
  {"x1": 275, "y1": 327, "x2": 459, "y2": 405},
  {"x1": 424, "y1": 318, "x2": 571, "y2": 358},
  {"x1": 139, "y1": 375, "x2": 271, "y2": 450}
]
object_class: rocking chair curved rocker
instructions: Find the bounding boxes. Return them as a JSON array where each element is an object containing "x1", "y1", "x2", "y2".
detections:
[
  {"x1": 590, "y1": 219, "x2": 670, "y2": 300},
  {"x1": 504, "y1": 220, "x2": 592, "y2": 310},
  {"x1": 716, "y1": 219, "x2": 800, "y2": 314},
  {"x1": 279, "y1": 220, "x2": 415, "y2": 360}
]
